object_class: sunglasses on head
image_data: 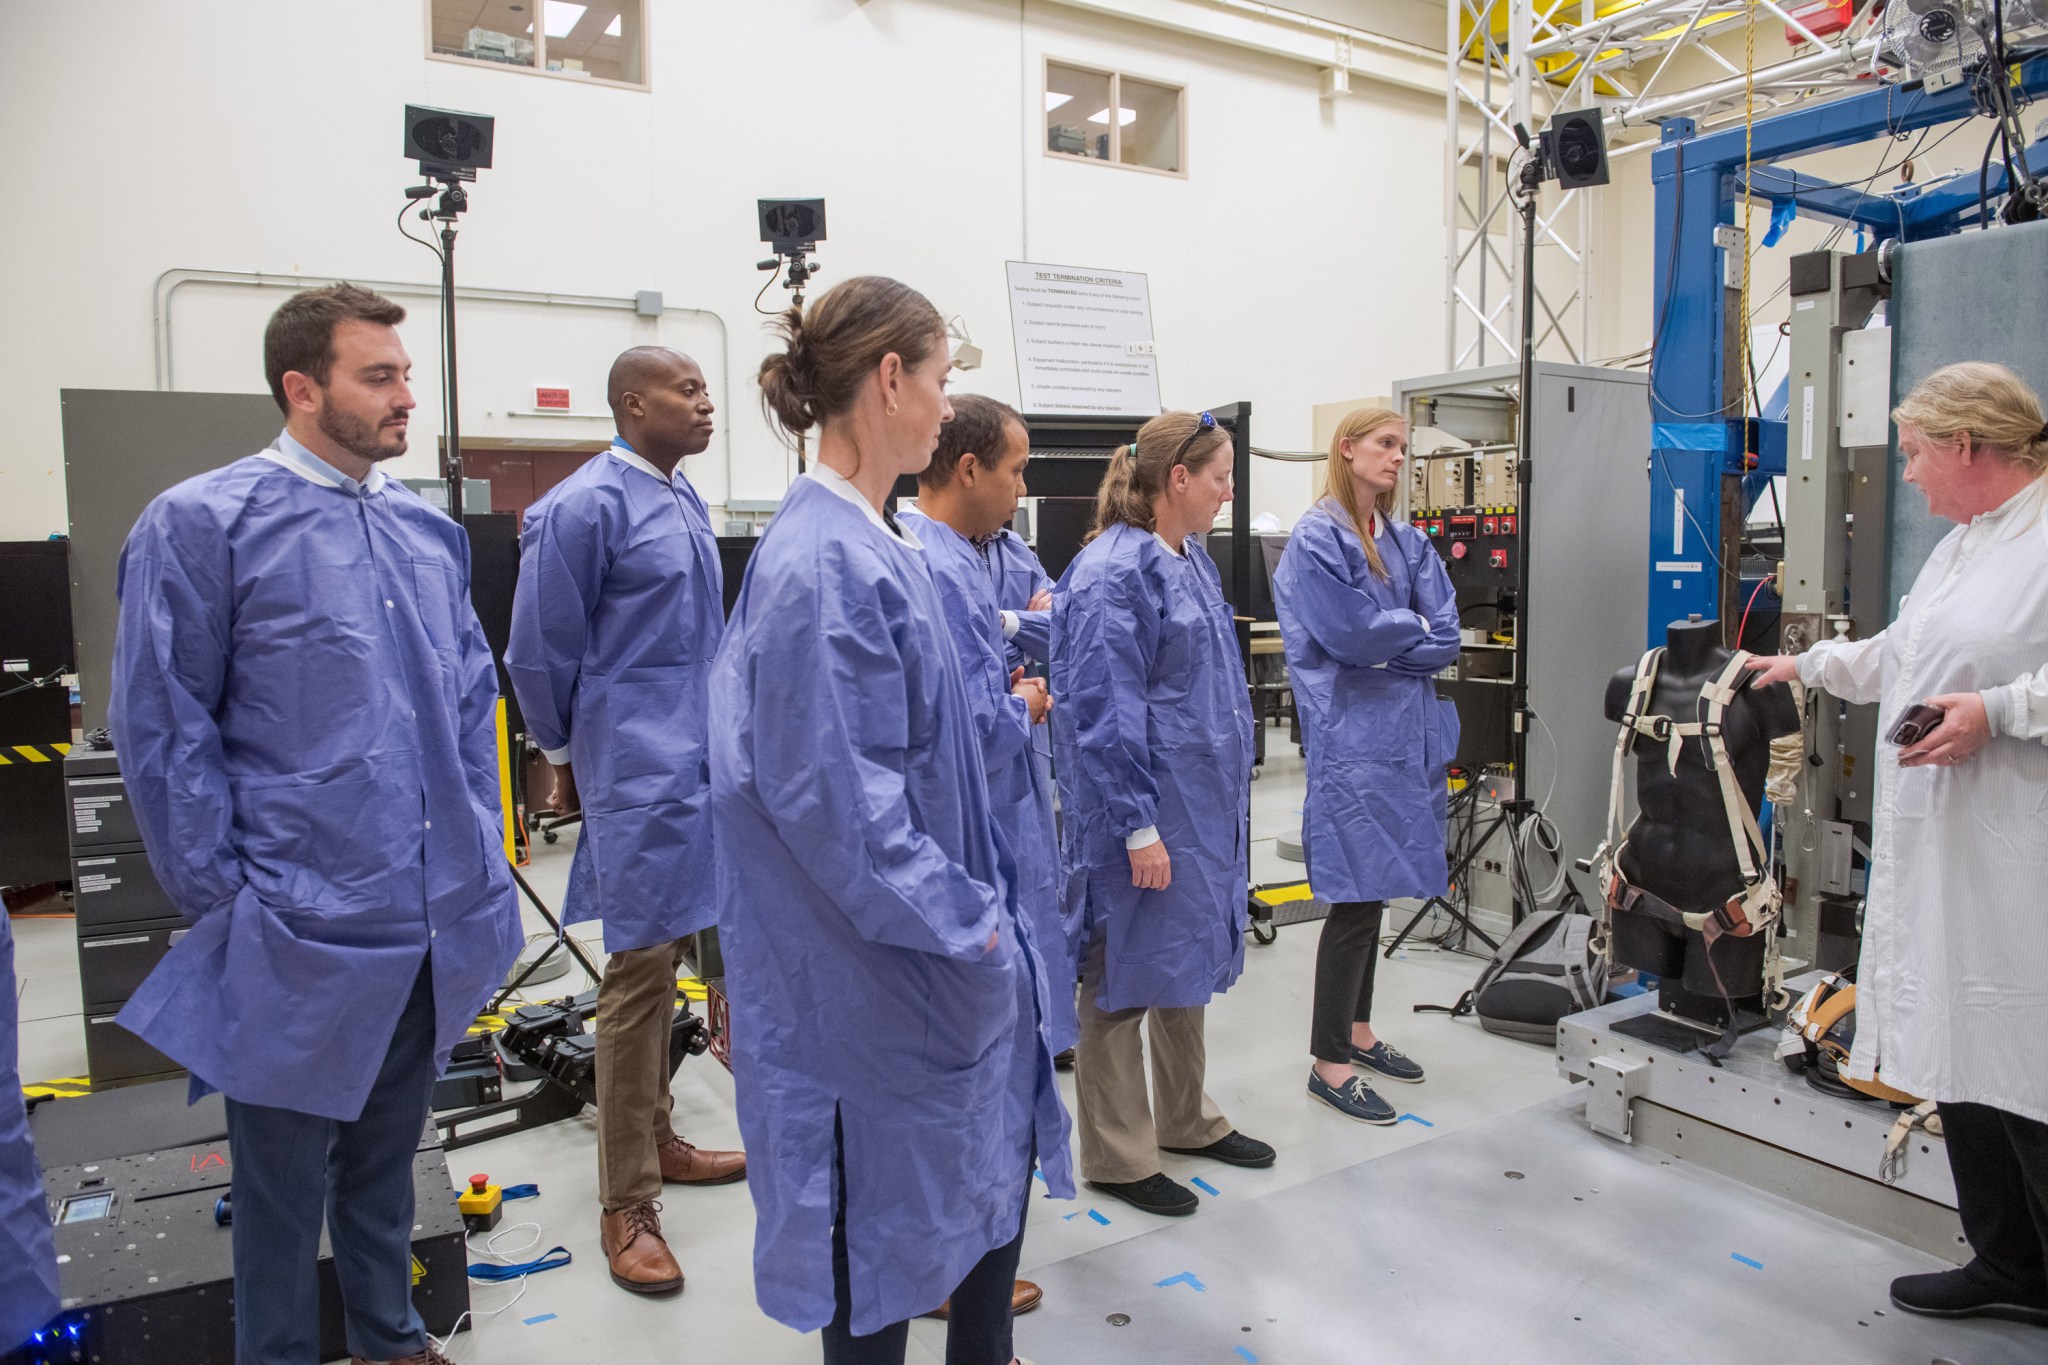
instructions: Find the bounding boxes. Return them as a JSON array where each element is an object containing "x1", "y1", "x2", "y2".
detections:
[{"x1": 1169, "y1": 410, "x2": 1220, "y2": 468}]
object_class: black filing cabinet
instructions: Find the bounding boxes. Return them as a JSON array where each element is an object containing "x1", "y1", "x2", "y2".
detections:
[{"x1": 66, "y1": 746, "x2": 184, "y2": 1085}]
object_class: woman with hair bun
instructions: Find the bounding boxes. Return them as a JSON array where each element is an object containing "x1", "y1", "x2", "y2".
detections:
[
  {"x1": 1052, "y1": 410, "x2": 1270, "y2": 1221},
  {"x1": 1748, "y1": 361, "x2": 2048, "y2": 1326},
  {"x1": 709, "y1": 275, "x2": 1072, "y2": 1365}
]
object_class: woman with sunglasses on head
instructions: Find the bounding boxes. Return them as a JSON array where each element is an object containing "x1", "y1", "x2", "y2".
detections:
[
  {"x1": 1051, "y1": 410, "x2": 1272, "y2": 1220},
  {"x1": 1272, "y1": 407, "x2": 1462, "y2": 1126},
  {"x1": 710, "y1": 275, "x2": 1072, "y2": 1365}
]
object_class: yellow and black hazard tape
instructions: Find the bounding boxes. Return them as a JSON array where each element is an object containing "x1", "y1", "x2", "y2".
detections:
[
  {"x1": 0, "y1": 742, "x2": 71, "y2": 766},
  {"x1": 462, "y1": 976, "x2": 709, "y2": 1037},
  {"x1": 22, "y1": 1076, "x2": 91, "y2": 1101}
]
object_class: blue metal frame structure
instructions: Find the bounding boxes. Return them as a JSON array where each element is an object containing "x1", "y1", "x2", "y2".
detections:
[{"x1": 1645, "y1": 56, "x2": 2048, "y2": 639}]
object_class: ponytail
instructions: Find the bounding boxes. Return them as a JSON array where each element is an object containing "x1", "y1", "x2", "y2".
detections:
[
  {"x1": 757, "y1": 306, "x2": 818, "y2": 438},
  {"x1": 1087, "y1": 413, "x2": 1230, "y2": 544},
  {"x1": 1088, "y1": 444, "x2": 1153, "y2": 543}
]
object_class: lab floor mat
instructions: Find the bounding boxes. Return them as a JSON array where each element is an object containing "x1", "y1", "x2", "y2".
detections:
[{"x1": 1011, "y1": 1091, "x2": 2042, "y2": 1364}]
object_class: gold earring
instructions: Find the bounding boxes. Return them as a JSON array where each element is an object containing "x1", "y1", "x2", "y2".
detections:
[{"x1": 886, "y1": 402, "x2": 899, "y2": 417}]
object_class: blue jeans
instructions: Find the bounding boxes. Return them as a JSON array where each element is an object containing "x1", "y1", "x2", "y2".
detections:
[{"x1": 224, "y1": 957, "x2": 440, "y2": 1365}]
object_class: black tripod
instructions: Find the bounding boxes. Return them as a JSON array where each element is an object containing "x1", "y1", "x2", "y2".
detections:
[
  {"x1": 1384, "y1": 783, "x2": 1502, "y2": 955},
  {"x1": 1385, "y1": 129, "x2": 1588, "y2": 960},
  {"x1": 402, "y1": 167, "x2": 604, "y2": 1008},
  {"x1": 402, "y1": 173, "x2": 473, "y2": 516},
  {"x1": 756, "y1": 244, "x2": 821, "y2": 472}
]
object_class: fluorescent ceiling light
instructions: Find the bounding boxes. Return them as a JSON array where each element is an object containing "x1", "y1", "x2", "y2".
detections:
[
  {"x1": 1045, "y1": 92, "x2": 1072, "y2": 112},
  {"x1": 605, "y1": 12, "x2": 621, "y2": 36},
  {"x1": 1087, "y1": 107, "x2": 1138, "y2": 126},
  {"x1": 544, "y1": 2, "x2": 586, "y2": 39}
]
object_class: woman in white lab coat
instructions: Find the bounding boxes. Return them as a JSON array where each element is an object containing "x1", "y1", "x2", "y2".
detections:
[{"x1": 1749, "y1": 361, "x2": 2048, "y2": 1328}]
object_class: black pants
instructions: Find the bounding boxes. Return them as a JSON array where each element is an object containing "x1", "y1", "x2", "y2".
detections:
[
  {"x1": 1310, "y1": 901, "x2": 1385, "y2": 1064},
  {"x1": 822, "y1": 1120, "x2": 1028, "y2": 1365},
  {"x1": 1940, "y1": 1100, "x2": 2048, "y2": 1300}
]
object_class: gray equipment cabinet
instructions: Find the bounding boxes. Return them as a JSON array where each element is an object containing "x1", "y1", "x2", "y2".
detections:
[
  {"x1": 65, "y1": 746, "x2": 185, "y2": 1086},
  {"x1": 1391, "y1": 362, "x2": 1651, "y2": 921}
]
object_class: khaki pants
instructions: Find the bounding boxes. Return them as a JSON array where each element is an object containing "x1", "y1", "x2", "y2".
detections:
[
  {"x1": 595, "y1": 937, "x2": 688, "y2": 1212},
  {"x1": 1074, "y1": 938, "x2": 1232, "y2": 1184}
]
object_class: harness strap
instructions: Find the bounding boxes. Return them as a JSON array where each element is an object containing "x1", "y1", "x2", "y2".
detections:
[{"x1": 1881, "y1": 1100, "x2": 1941, "y2": 1186}]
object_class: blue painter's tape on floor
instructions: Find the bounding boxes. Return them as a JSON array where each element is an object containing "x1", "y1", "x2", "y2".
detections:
[
  {"x1": 522, "y1": 1313, "x2": 558, "y2": 1326},
  {"x1": 1033, "y1": 1169, "x2": 1046, "y2": 1184},
  {"x1": 1062, "y1": 1211, "x2": 1081, "y2": 1221},
  {"x1": 1191, "y1": 1176, "x2": 1220, "y2": 1196},
  {"x1": 1732, "y1": 1253, "x2": 1764, "y2": 1270},
  {"x1": 1088, "y1": 1208, "x2": 1112, "y2": 1226},
  {"x1": 1235, "y1": 1348, "x2": 1259, "y2": 1363},
  {"x1": 1396, "y1": 1113, "x2": 1434, "y2": 1127},
  {"x1": 1153, "y1": 1272, "x2": 1207, "y2": 1293}
]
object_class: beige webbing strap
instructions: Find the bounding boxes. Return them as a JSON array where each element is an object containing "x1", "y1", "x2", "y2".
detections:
[
  {"x1": 1881, "y1": 1100, "x2": 1940, "y2": 1185},
  {"x1": 1596, "y1": 649, "x2": 1666, "y2": 952}
]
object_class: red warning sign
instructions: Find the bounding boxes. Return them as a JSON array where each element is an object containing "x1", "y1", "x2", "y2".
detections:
[{"x1": 535, "y1": 387, "x2": 571, "y2": 410}]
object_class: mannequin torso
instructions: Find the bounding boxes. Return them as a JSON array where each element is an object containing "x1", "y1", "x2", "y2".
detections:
[{"x1": 1603, "y1": 618, "x2": 1800, "y2": 913}]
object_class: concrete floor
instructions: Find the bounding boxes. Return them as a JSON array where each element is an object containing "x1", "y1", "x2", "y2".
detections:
[{"x1": 11, "y1": 741, "x2": 2039, "y2": 1363}]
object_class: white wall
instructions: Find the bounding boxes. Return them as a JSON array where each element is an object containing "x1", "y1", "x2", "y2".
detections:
[{"x1": 0, "y1": 0, "x2": 1466, "y2": 540}]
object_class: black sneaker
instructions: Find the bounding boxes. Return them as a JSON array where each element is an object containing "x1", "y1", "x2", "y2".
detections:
[
  {"x1": 1160, "y1": 1130, "x2": 1276, "y2": 1168},
  {"x1": 1087, "y1": 1173, "x2": 1198, "y2": 1217},
  {"x1": 1053, "y1": 1048, "x2": 1076, "y2": 1072},
  {"x1": 1890, "y1": 1267, "x2": 2048, "y2": 1326},
  {"x1": 1309, "y1": 1070, "x2": 1398, "y2": 1125},
  {"x1": 1351, "y1": 1041, "x2": 1425, "y2": 1084}
]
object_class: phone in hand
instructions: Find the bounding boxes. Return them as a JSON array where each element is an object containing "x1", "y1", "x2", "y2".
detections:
[{"x1": 1886, "y1": 702, "x2": 1945, "y2": 747}]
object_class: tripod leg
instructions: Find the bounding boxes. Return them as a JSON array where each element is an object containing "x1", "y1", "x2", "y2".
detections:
[{"x1": 510, "y1": 866, "x2": 606, "y2": 983}]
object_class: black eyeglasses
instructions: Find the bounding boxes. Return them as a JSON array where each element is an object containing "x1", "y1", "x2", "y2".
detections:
[{"x1": 1169, "y1": 410, "x2": 1220, "y2": 468}]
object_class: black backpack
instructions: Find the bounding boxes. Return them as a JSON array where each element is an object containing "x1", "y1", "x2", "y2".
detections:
[{"x1": 1417, "y1": 910, "x2": 1608, "y2": 1044}]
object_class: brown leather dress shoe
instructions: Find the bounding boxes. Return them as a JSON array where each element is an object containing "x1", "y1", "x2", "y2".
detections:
[
  {"x1": 920, "y1": 1279, "x2": 1044, "y2": 1319},
  {"x1": 600, "y1": 1201, "x2": 685, "y2": 1294},
  {"x1": 351, "y1": 1347, "x2": 455, "y2": 1365},
  {"x1": 657, "y1": 1135, "x2": 747, "y2": 1186}
]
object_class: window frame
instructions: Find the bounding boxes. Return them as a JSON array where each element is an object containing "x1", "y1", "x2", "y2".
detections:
[
  {"x1": 1043, "y1": 57, "x2": 1187, "y2": 180},
  {"x1": 424, "y1": 1, "x2": 652, "y2": 92}
]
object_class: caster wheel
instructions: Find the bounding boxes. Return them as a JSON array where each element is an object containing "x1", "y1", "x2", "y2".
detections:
[
  {"x1": 1250, "y1": 766, "x2": 1262, "y2": 781},
  {"x1": 1251, "y1": 918, "x2": 1277, "y2": 946},
  {"x1": 542, "y1": 830, "x2": 559, "y2": 845}
]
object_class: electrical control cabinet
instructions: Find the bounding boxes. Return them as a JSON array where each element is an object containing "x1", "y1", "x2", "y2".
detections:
[{"x1": 1392, "y1": 363, "x2": 1650, "y2": 891}]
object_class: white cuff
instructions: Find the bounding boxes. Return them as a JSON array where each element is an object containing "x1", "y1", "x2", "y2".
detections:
[
  {"x1": 1125, "y1": 826, "x2": 1161, "y2": 851},
  {"x1": 542, "y1": 746, "x2": 572, "y2": 766},
  {"x1": 1794, "y1": 647, "x2": 1826, "y2": 689},
  {"x1": 1981, "y1": 685, "x2": 2015, "y2": 738},
  {"x1": 1000, "y1": 610, "x2": 1020, "y2": 639}
]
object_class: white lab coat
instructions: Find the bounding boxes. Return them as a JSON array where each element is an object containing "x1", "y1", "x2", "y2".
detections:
[{"x1": 1799, "y1": 475, "x2": 2048, "y2": 1123}]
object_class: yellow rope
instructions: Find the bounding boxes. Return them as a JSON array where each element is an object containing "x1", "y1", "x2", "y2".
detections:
[{"x1": 1740, "y1": 0, "x2": 1757, "y2": 437}]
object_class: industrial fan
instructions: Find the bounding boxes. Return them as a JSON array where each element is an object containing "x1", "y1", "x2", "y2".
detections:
[
  {"x1": 1877, "y1": 0, "x2": 1988, "y2": 91},
  {"x1": 1876, "y1": 0, "x2": 2048, "y2": 90}
]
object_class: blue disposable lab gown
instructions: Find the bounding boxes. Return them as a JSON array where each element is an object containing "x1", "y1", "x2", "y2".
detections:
[
  {"x1": 506, "y1": 444, "x2": 723, "y2": 951},
  {"x1": 1052, "y1": 523, "x2": 1254, "y2": 1012},
  {"x1": 1272, "y1": 500, "x2": 1463, "y2": 903},
  {"x1": 901, "y1": 511, "x2": 1076, "y2": 1053},
  {"x1": 709, "y1": 476, "x2": 1073, "y2": 1336},
  {"x1": 109, "y1": 438, "x2": 522, "y2": 1122},
  {"x1": 1, "y1": 913, "x2": 58, "y2": 1350},
  {"x1": 987, "y1": 527, "x2": 1053, "y2": 673}
]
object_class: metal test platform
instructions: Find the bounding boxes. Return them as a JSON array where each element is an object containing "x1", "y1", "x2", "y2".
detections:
[{"x1": 1556, "y1": 978, "x2": 1968, "y2": 1259}]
